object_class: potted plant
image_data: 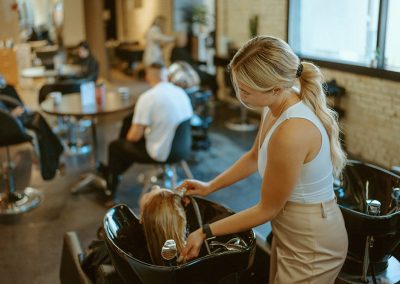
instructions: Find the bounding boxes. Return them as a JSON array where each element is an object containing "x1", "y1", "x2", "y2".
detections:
[
  {"x1": 182, "y1": 4, "x2": 208, "y2": 35},
  {"x1": 249, "y1": 14, "x2": 259, "y2": 38}
]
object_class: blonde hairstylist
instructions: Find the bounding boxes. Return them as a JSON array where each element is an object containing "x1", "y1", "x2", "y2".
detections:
[{"x1": 179, "y1": 36, "x2": 348, "y2": 283}]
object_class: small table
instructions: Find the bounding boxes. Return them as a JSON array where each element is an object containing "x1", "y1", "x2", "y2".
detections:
[
  {"x1": 21, "y1": 65, "x2": 82, "y2": 82},
  {"x1": 40, "y1": 91, "x2": 137, "y2": 193}
]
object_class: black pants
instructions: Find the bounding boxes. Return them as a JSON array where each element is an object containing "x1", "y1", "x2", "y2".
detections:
[{"x1": 107, "y1": 138, "x2": 157, "y2": 196}]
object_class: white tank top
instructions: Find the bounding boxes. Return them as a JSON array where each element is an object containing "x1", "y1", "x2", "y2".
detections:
[{"x1": 257, "y1": 101, "x2": 334, "y2": 203}]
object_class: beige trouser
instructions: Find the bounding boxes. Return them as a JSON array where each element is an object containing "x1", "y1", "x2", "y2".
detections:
[{"x1": 269, "y1": 199, "x2": 348, "y2": 284}]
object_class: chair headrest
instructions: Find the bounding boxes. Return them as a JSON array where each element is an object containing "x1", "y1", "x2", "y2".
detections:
[{"x1": 0, "y1": 109, "x2": 32, "y2": 147}]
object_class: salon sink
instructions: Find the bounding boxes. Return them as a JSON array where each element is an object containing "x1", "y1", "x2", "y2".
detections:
[
  {"x1": 335, "y1": 160, "x2": 400, "y2": 275},
  {"x1": 103, "y1": 198, "x2": 256, "y2": 284}
]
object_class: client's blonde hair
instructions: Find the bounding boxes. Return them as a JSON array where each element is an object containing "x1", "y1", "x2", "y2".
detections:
[{"x1": 141, "y1": 189, "x2": 187, "y2": 265}]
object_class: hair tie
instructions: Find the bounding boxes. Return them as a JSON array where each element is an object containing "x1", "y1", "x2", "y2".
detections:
[{"x1": 296, "y1": 63, "x2": 303, "y2": 78}]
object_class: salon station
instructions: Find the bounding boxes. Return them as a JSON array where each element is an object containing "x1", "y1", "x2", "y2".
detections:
[{"x1": 0, "y1": 0, "x2": 399, "y2": 283}]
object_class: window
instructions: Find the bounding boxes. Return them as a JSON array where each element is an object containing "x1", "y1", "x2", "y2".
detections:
[
  {"x1": 385, "y1": 0, "x2": 400, "y2": 71},
  {"x1": 288, "y1": 0, "x2": 400, "y2": 79}
]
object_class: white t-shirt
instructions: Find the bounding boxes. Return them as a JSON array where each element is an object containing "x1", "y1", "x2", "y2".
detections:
[{"x1": 133, "y1": 81, "x2": 193, "y2": 161}]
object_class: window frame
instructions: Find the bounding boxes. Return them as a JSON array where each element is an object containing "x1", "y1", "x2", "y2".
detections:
[{"x1": 287, "y1": 0, "x2": 400, "y2": 81}]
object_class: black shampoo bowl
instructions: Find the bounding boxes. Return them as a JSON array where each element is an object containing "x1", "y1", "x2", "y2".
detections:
[
  {"x1": 336, "y1": 160, "x2": 400, "y2": 276},
  {"x1": 103, "y1": 198, "x2": 256, "y2": 284}
]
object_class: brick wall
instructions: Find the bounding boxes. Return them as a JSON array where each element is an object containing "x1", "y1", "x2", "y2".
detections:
[
  {"x1": 217, "y1": 0, "x2": 287, "y2": 50},
  {"x1": 322, "y1": 69, "x2": 400, "y2": 167},
  {"x1": 217, "y1": 0, "x2": 400, "y2": 169}
]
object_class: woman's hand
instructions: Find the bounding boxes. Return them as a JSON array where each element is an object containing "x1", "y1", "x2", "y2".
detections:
[
  {"x1": 180, "y1": 229, "x2": 205, "y2": 261},
  {"x1": 178, "y1": 179, "x2": 213, "y2": 197}
]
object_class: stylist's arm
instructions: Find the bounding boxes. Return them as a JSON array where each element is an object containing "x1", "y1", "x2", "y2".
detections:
[{"x1": 180, "y1": 122, "x2": 306, "y2": 261}]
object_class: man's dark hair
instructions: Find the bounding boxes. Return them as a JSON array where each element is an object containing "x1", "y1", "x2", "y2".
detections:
[{"x1": 78, "y1": 41, "x2": 91, "y2": 53}]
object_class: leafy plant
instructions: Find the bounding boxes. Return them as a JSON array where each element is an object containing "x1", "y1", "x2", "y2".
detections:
[
  {"x1": 182, "y1": 4, "x2": 208, "y2": 26},
  {"x1": 249, "y1": 15, "x2": 259, "y2": 38}
]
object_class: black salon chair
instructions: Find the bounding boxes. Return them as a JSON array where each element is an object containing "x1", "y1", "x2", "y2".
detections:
[
  {"x1": 335, "y1": 160, "x2": 400, "y2": 281},
  {"x1": 119, "y1": 115, "x2": 194, "y2": 191},
  {"x1": 0, "y1": 84, "x2": 23, "y2": 104},
  {"x1": 115, "y1": 41, "x2": 144, "y2": 77},
  {"x1": 38, "y1": 81, "x2": 82, "y2": 104},
  {"x1": 186, "y1": 88, "x2": 213, "y2": 150},
  {"x1": 103, "y1": 199, "x2": 256, "y2": 284},
  {"x1": 0, "y1": 109, "x2": 42, "y2": 215},
  {"x1": 142, "y1": 119, "x2": 194, "y2": 190}
]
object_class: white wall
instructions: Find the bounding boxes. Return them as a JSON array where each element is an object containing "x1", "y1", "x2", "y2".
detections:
[
  {"x1": 0, "y1": 0, "x2": 21, "y2": 42},
  {"x1": 63, "y1": 0, "x2": 86, "y2": 47}
]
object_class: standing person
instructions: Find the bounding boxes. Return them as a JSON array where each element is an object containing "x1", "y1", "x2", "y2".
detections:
[
  {"x1": 143, "y1": 16, "x2": 175, "y2": 66},
  {"x1": 100, "y1": 63, "x2": 193, "y2": 204},
  {"x1": 179, "y1": 36, "x2": 348, "y2": 283}
]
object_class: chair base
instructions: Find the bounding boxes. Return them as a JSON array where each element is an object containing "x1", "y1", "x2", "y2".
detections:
[
  {"x1": 0, "y1": 187, "x2": 42, "y2": 215},
  {"x1": 226, "y1": 118, "x2": 258, "y2": 132},
  {"x1": 70, "y1": 173, "x2": 110, "y2": 196},
  {"x1": 138, "y1": 161, "x2": 193, "y2": 196},
  {"x1": 65, "y1": 144, "x2": 92, "y2": 156}
]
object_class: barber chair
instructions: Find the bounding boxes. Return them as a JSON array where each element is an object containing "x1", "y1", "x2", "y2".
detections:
[
  {"x1": 135, "y1": 119, "x2": 194, "y2": 192},
  {"x1": 115, "y1": 42, "x2": 144, "y2": 77},
  {"x1": 0, "y1": 109, "x2": 42, "y2": 215},
  {"x1": 35, "y1": 45, "x2": 59, "y2": 70},
  {"x1": 103, "y1": 199, "x2": 256, "y2": 284},
  {"x1": 38, "y1": 81, "x2": 82, "y2": 104},
  {"x1": 186, "y1": 88, "x2": 213, "y2": 150},
  {"x1": 38, "y1": 82, "x2": 91, "y2": 154},
  {"x1": 335, "y1": 160, "x2": 400, "y2": 282},
  {"x1": 0, "y1": 84, "x2": 24, "y2": 104},
  {"x1": 60, "y1": 231, "x2": 122, "y2": 284}
]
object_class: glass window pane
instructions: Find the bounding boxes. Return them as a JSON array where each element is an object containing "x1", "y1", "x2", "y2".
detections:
[
  {"x1": 385, "y1": 0, "x2": 400, "y2": 71},
  {"x1": 289, "y1": 0, "x2": 380, "y2": 66}
]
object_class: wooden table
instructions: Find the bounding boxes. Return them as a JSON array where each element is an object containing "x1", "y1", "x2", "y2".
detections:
[{"x1": 21, "y1": 65, "x2": 82, "y2": 82}]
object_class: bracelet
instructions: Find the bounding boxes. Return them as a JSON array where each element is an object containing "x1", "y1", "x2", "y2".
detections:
[{"x1": 202, "y1": 223, "x2": 215, "y2": 240}]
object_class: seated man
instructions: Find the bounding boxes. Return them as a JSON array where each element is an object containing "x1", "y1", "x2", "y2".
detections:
[
  {"x1": 0, "y1": 75, "x2": 64, "y2": 180},
  {"x1": 100, "y1": 63, "x2": 193, "y2": 204},
  {"x1": 60, "y1": 41, "x2": 99, "y2": 82}
]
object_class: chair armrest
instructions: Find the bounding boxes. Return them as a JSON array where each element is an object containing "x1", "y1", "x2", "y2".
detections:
[
  {"x1": 391, "y1": 166, "x2": 400, "y2": 175},
  {"x1": 0, "y1": 95, "x2": 23, "y2": 109},
  {"x1": 96, "y1": 264, "x2": 123, "y2": 284},
  {"x1": 60, "y1": 231, "x2": 92, "y2": 284}
]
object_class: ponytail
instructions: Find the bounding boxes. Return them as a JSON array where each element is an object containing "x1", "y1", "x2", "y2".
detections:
[
  {"x1": 230, "y1": 36, "x2": 347, "y2": 177},
  {"x1": 298, "y1": 62, "x2": 347, "y2": 177}
]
